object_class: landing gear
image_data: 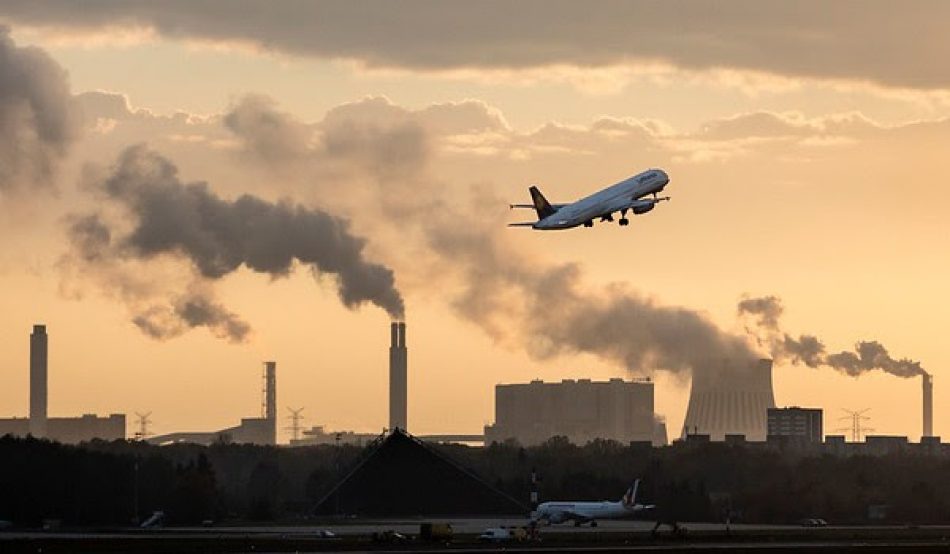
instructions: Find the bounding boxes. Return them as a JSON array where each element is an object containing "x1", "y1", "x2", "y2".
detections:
[
  {"x1": 619, "y1": 218, "x2": 629, "y2": 226},
  {"x1": 583, "y1": 220, "x2": 593, "y2": 228},
  {"x1": 574, "y1": 521, "x2": 581, "y2": 527},
  {"x1": 590, "y1": 521, "x2": 598, "y2": 527}
]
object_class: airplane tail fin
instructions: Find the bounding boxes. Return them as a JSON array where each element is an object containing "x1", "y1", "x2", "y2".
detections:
[
  {"x1": 529, "y1": 186, "x2": 556, "y2": 220},
  {"x1": 622, "y1": 479, "x2": 640, "y2": 507}
]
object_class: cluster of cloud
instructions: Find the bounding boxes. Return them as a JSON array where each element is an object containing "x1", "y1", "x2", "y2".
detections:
[
  {"x1": 2, "y1": 2, "x2": 949, "y2": 90},
  {"x1": 738, "y1": 295, "x2": 926, "y2": 378},
  {"x1": 63, "y1": 144, "x2": 404, "y2": 341},
  {"x1": 0, "y1": 26, "x2": 79, "y2": 195}
]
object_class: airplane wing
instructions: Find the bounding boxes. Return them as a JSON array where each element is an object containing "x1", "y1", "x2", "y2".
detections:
[
  {"x1": 595, "y1": 196, "x2": 670, "y2": 220},
  {"x1": 509, "y1": 203, "x2": 569, "y2": 210}
]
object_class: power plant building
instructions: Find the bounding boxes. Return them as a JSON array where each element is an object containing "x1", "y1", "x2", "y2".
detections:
[
  {"x1": 682, "y1": 359, "x2": 776, "y2": 441},
  {"x1": 0, "y1": 324, "x2": 126, "y2": 444},
  {"x1": 767, "y1": 407, "x2": 823, "y2": 443},
  {"x1": 148, "y1": 361, "x2": 278, "y2": 446},
  {"x1": 484, "y1": 378, "x2": 656, "y2": 446}
]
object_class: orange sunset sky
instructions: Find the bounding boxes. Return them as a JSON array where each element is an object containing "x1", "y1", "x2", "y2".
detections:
[{"x1": 0, "y1": 2, "x2": 948, "y2": 442}]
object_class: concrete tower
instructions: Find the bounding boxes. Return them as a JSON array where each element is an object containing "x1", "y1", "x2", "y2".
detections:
[
  {"x1": 681, "y1": 358, "x2": 776, "y2": 441},
  {"x1": 30, "y1": 324, "x2": 48, "y2": 438},
  {"x1": 389, "y1": 322, "x2": 407, "y2": 431},
  {"x1": 264, "y1": 361, "x2": 277, "y2": 444},
  {"x1": 923, "y1": 373, "x2": 934, "y2": 438}
]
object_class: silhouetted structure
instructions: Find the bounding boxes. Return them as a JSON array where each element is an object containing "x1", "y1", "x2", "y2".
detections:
[
  {"x1": 29, "y1": 324, "x2": 48, "y2": 438},
  {"x1": 389, "y1": 322, "x2": 407, "y2": 431},
  {"x1": 682, "y1": 359, "x2": 776, "y2": 441},
  {"x1": 263, "y1": 361, "x2": 277, "y2": 444},
  {"x1": 0, "y1": 324, "x2": 125, "y2": 443},
  {"x1": 484, "y1": 378, "x2": 656, "y2": 446},
  {"x1": 289, "y1": 425, "x2": 380, "y2": 446},
  {"x1": 147, "y1": 361, "x2": 277, "y2": 446},
  {"x1": 0, "y1": 414, "x2": 126, "y2": 443},
  {"x1": 314, "y1": 429, "x2": 525, "y2": 516},
  {"x1": 923, "y1": 373, "x2": 934, "y2": 438},
  {"x1": 767, "y1": 407, "x2": 823, "y2": 443}
]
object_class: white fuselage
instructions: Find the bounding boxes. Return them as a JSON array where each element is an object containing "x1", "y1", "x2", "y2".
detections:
[
  {"x1": 534, "y1": 501, "x2": 640, "y2": 524},
  {"x1": 533, "y1": 169, "x2": 669, "y2": 230}
]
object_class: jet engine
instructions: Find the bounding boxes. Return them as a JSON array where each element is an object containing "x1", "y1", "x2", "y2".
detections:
[{"x1": 633, "y1": 203, "x2": 655, "y2": 215}]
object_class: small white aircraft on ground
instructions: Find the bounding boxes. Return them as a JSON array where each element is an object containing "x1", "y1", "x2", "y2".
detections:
[
  {"x1": 532, "y1": 480, "x2": 655, "y2": 527},
  {"x1": 509, "y1": 169, "x2": 670, "y2": 230}
]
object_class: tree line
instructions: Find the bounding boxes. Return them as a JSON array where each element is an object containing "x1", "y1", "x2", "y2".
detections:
[{"x1": 2, "y1": 434, "x2": 950, "y2": 526}]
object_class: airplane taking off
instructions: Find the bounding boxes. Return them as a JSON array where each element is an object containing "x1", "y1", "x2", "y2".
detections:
[
  {"x1": 509, "y1": 169, "x2": 670, "y2": 230},
  {"x1": 532, "y1": 480, "x2": 655, "y2": 527}
]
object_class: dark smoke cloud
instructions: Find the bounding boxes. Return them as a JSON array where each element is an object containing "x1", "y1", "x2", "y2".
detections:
[
  {"x1": 0, "y1": 26, "x2": 79, "y2": 194},
  {"x1": 737, "y1": 295, "x2": 926, "y2": 377},
  {"x1": 65, "y1": 212, "x2": 252, "y2": 342},
  {"x1": 66, "y1": 144, "x2": 403, "y2": 341},
  {"x1": 102, "y1": 145, "x2": 403, "y2": 316},
  {"x1": 132, "y1": 292, "x2": 250, "y2": 343},
  {"x1": 2, "y1": 1, "x2": 949, "y2": 89}
]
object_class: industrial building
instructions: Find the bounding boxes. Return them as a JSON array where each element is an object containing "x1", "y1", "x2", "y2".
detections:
[
  {"x1": 0, "y1": 325, "x2": 126, "y2": 443},
  {"x1": 147, "y1": 361, "x2": 277, "y2": 446},
  {"x1": 767, "y1": 407, "x2": 823, "y2": 443},
  {"x1": 681, "y1": 358, "x2": 776, "y2": 441},
  {"x1": 389, "y1": 322, "x2": 408, "y2": 432},
  {"x1": 289, "y1": 425, "x2": 381, "y2": 447},
  {"x1": 484, "y1": 377, "x2": 657, "y2": 446}
]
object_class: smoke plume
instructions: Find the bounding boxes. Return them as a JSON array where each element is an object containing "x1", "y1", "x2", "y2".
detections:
[
  {"x1": 0, "y1": 27, "x2": 79, "y2": 194},
  {"x1": 65, "y1": 145, "x2": 403, "y2": 341},
  {"x1": 426, "y1": 206, "x2": 760, "y2": 376},
  {"x1": 737, "y1": 295, "x2": 926, "y2": 377}
]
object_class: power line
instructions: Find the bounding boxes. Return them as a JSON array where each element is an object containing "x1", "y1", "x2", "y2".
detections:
[
  {"x1": 286, "y1": 407, "x2": 305, "y2": 442},
  {"x1": 836, "y1": 408, "x2": 873, "y2": 442},
  {"x1": 133, "y1": 412, "x2": 152, "y2": 441}
]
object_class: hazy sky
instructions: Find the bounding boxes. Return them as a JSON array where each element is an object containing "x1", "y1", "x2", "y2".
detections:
[{"x1": 1, "y1": 2, "x2": 948, "y2": 442}]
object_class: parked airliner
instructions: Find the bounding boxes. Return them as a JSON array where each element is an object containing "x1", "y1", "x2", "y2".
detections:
[
  {"x1": 509, "y1": 169, "x2": 670, "y2": 230},
  {"x1": 532, "y1": 480, "x2": 655, "y2": 527}
]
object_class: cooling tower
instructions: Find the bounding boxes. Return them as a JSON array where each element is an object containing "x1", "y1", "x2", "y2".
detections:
[
  {"x1": 923, "y1": 373, "x2": 933, "y2": 438},
  {"x1": 681, "y1": 358, "x2": 776, "y2": 441}
]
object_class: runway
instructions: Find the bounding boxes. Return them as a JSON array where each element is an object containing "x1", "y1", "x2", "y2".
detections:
[{"x1": 4, "y1": 519, "x2": 950, "y2": 552}]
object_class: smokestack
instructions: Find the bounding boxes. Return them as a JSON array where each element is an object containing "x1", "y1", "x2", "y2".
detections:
[
  {"x1": 923, "y1": 373, "x2": 933, "y2": 438},
  {"x1": 264, "y1": 361, "x2": 277, "y2": 444},
  {"x1": 389, "y1": 322, "x2": 407, "y2": 431},
  {"x1": 30, "y1": 324, "x2": 48, "y2": 438}
]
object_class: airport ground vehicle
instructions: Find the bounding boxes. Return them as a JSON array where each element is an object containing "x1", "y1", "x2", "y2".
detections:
[
  {"x1": 420, "y1": 522, "x2": 453, "y2": 542},
  {"x1": 478, "y1": 527, "x2": 528, "y2": 542}
]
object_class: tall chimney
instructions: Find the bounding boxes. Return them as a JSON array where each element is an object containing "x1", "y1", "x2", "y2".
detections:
[
  {"x1": 923, "y1": 373, "x2": 933, "y2": 438},
  {"x1": 30, "y1": 324, "x2": 48, "y2": 438},
  {"x1": 389, "y1": 322, "x2": 407, "y2": 431},
  {"x1": 264, "y1": 361, "x2": 277, "y2": 444}
]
